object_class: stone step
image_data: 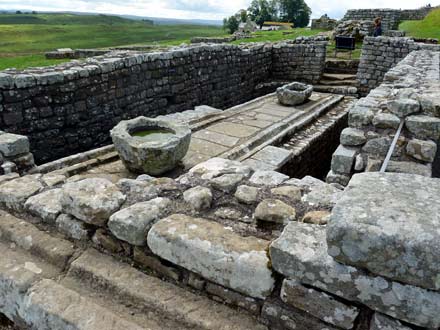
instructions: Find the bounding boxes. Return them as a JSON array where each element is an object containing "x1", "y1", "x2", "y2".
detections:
[
  {"x1": 0, "y1": 241, "x2": 154, "y2": 330},
  {"x1": 322, "y1": 73, "x2": 357, "y2": 81},
  {"x1": 319, "y1": 78, "x2": 358, "y2": 87},
  {"x1": 68, "y1": 248, "x2": 267, "y2": 330},
  {"x1": 0, "y1": 210, "x2": 266, "y2": 330},
  {"x1": 313, "y1": 85, "x2": 358, "y2": 97}
]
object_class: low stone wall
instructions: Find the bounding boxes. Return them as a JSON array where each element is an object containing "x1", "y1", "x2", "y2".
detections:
[
  {"x1": 357, "y1": 37, "x2": 440, "y2": 95},
  {"x1": 328, "y1": 49, "x2": 440, "y2": 186},
  {"x1": 0, "y1": 42, "x2": 327, "y2": 164},
  {"x1": 190, "y1": 36, "x2": 236, "y2": 43}
]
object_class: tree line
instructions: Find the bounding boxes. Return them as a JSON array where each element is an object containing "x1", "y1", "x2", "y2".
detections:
[{"x1": 223, "y1": 0, "x2": 311, "y2": 34}]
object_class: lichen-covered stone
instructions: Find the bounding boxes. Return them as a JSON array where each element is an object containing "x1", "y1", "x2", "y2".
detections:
[
  {"x1": 0, "y1": 174, "x2": 44, "y2": 211},
  {"x1": 362, "y1": 137, "x2": 392, "y2": 157},
  {"x1": 326, "y1": 170, "x2": 350, "y2": 186},
  {"x1": 386, "y1": 160, "x2": 431, "y2": 177},
  {"x1": 61, "y1": 178, "x2": 125, "y2": 226},
  {"x1": 189, "y1": 157, "x2": 253, "y2": 180},
  {"x1": 0, "y1": 133, "x2": 30, "y2": 157},
  {"x1": 249, "y1": 170, "x2": 289, "y2": 186},
  {"x1": 281, "y1": 279, "x2": 359, "y2": 329},
  {"x1": 235, "y1": 185, "x2": 259, "y2": 204},
  {"x1": 302, "y1": 181, "x2": 342, "y2": 208},
  {"x1": 183, "y1": 186, "x2": 212, "y2": 210},
  {"x1": 108, "y1": 198, "x2": 171, "y2": 246},
  {"x1": 116, "y1": 178, "x2": 158, "y2": 205},
  {"x1": 370, "y1": 313, "x2": 412, "y2": 330},
  {"x1": 270, "y1": 186, "x2": 302, "y2": 202},
  {"x1": 348, "y1": 106, "x2": 375, "y2": 128},
  {"x1": 406, "y1": 138, "x2": 437, "y2": 162},
  {"x1": 405, "y1": 115, "x2": 440, "y2": 140},
  {"x1": 331, "y1": 145, "x2": 357, "y2": 175},
  {"x1": 254, "y1": 199, "x2": 296, "y2": 224},
  {"x1": 56, "y1": 214, "x2": 91, "y2": 241},
  {"x1": 24, "y1": 189, "x2": 63, "y2": 223},
  {"x1": 210, "y1": 173, "x2": 245, "y2": 192},
  {"x1": 270, "y1": 221, "x2": 440, "y2": 328},
  {"x1": 147, "y1": 214, "x2": 275, "y2": 299},
  {"x1": 372, "y1": 113, "x2": 400, "y2": 129},
  {"x1": 327, "y1": 172, "x2": 440, "y2": 291},
  {"x1": 340, "y1": 128, "x2": 366, "y2": 146},
  {"x1": 388, "y1": 98, "x2": 420, "y2": 118}
]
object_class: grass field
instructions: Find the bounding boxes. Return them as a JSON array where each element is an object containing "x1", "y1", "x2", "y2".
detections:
[
  {"x1": 230, "y1": 28, "x2": 322, "y2": 44},
  {"x1": 399, "y1": 8, "x2": 440, "y2": 39},
  {"x1": 0, "y1": 13, "x2": 225, "y2": 70}
]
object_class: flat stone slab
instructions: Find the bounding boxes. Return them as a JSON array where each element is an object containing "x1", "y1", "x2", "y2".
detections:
[
  {"x1": 327, "y1": 173, "x2": 440, "y2": 291},
  {"x1": 250, "y1": 146, "x2": 292, "y2": 168},
  {"x1": 0, "y1": 174, "x2": 44, "y2": 211},
  {"x1": 192, "y1": 130, "x2": 240, "y2": 148},
  {"x1": 269, "y1": 221, "x2": 440, "y2": 328},
  {"x1": 148, "y1": 214, "x2": 275, "y2": 299},
  {"x1": 208, "y1": 122, "x2": 260, "y2": 138}
]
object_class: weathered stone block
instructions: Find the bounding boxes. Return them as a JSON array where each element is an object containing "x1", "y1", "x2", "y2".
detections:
[
  {"x1": 328, "y1": 173, "x2": 440, "y2": 291},
  {"x1": 24, "y1": 188, "x2": 63, "y2": 223},
  {"x1": 388, "y1": 98, "x2": 420, "y2": 118},
  {"x1": 348, "y1": 106, "x2": 375, "y2": 128},
  {"x1": 0, "y1": 133, "x2": 30, "y2": 157},
  {"x1": 61, "y1": 178, "x2": 126, "y2": 226},
  {"x1": 249, "y1": 170, "x2": 289, "y2": 186},
  {"x1": 235, "y1": 185, "x2": 259, "y2": 204},
  {"x1": 183, "y1": 186, "x2": 212, "y2": 210},
  {"x1": 281, "y1": 279, "x2": 359, "y2": 329},
  {"x1": 148, "y1": 214, "x2": 275, "y2": 299},
  {"x1": 370, "y1": 313, "x2": 412, "y2": 330},
  {"x1": 0, "y1": 174, "x2": 44, "y2": 211},
  {"x1": 406, "y1": 139, "x2": 437, "y2": 163},
  {"x1": 331, "y1": 145, "x2": 357, "y2": 175},
  {"x1": 372, "y1": 112, "x2": 400, "y2": 129},
  {"x1": 405, "y1": 115, "x2": 440, "y2": 140},
  {"x1": 254, "y1": 199, "x2": 296, "y2": 224},
  {"x1": 340, "y1": 128, "x2": 366, "y2": 146},
  {"x1": 269, "y1": 221, "x2": 440, "y2": 328},
  {"x1": 108, "y1": 198, "x2": 171, "y2": 246},
  {"x1": 55, "y1": 214, "x2": 91, "y2": 241},
  {"x1": 189, "y1": 157, "x2": 253, "y2": 180}
]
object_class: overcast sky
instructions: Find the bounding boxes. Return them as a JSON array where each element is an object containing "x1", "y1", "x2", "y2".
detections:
[{"x1": 1, "y1": 0, "x2": 438, "y2": 20}]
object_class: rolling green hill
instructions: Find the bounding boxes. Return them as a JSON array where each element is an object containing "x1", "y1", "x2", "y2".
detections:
[
  {"x1": 399, "y1": 8, "x2": 440, "y2": 39},
  {"x1": 0, "y1": 13, "x2": 225, "y2": 70}
]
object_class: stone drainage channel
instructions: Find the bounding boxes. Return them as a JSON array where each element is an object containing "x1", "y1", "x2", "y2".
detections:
[{"x1": 33, "y1": 91, "x2": 356, "y2": 183}]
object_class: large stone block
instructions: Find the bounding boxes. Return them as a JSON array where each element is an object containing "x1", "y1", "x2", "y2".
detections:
[
  {"x1": 148, "y1": 214, "x2": 275, "y2": 299},
  {"x1": 327, "y1": 173, "x2": 440, "y2": 291},
  {"x1": 281, "y1": 279, "x2": 359, "y2": 329},
  {"x1": 0, "y1": 133, "x2": 30, "y2": 157},
  {"x1": 61, "y1": 178, "x2": 126, "y2": 226},
  {"x1": 108, "y1": 198, "x2": 171, "y2": 246},
  {"x1": 405, "y1": 115, "x2": 440, "y2": 140},
  {"x1": 269, "y1": 221, "x2": 440, "y2": 328},
  {"x1": 331, "y1": 145, "x2": 357, "y2": 174},
  {"x1": 406, "y1": 138, "x2": 437, "y2": 163},
  {"x1": 24, "y1": 188, "x2": 63, "y2": 223},
  {"x1": 0, "y1": 174, "x2": 44, "y2": 211}
]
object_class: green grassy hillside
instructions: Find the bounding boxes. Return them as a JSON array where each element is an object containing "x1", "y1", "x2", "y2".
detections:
[
  {"x1": 0, "y1": 13, "x2": 224, "y2": 70},
  {"x1": 399, "y1": 8, "x2": 440, "y2": 39}
]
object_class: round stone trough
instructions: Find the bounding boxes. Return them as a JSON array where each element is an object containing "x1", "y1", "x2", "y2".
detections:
[
  {"x1": 111, "y1": 116, "x2": 191, "y2": 175},
  {"x1": 276, "y1": 82, "x2": 313, "y2": 106}
]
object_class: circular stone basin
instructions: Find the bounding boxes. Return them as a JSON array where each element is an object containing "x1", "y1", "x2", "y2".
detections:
[
  {"x1": 110, "y1": 116, "x2": 191, "y2": 175},
  {"x1": 276, "y1": 82, "x2": 313, "y2": 106}
]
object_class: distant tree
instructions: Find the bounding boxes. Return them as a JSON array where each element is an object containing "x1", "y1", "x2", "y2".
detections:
[
  {"x1": 16, "y1": 10, "x2": 22, "y2": 14},
  {"x1": 277, "y1": 0, "x2": 311, "y2": 27},
  {"x1": 239, "y1": 10, "x2": 248, "y2": 23},
  {"x1": 247, "y1": 0, "x2": 277, "y2": 28},
  {"x1": 32, "y1": 11, "x2": 37, "y2": 14},
  {"x1": 223, "y1": 15, "x2": 239, "y2": 34}
]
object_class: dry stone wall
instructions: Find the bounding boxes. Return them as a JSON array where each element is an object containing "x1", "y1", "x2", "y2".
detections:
[
  {"x1": 357, "y1": 37, "x2": 440, "y2": 95},
  {"x1": 0, "y1": 42, "x2": 326, "y2": 164},
  {"x1": 328, "y1": 49, "x2": 440, "y2": 186}
]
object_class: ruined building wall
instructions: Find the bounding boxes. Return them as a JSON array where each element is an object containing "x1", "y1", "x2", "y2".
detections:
[
  {"x1": 341, "y1": 6, "x2": 435, "y2": 32},
  {"x1": 327, "y1": 49, "x2": 440, "y2": 186},
  {"x1": 0, "y1": 42, "x2": 326, "y2": 164},
  {"x1": 357, "y1": 36, "x2": 440, "y2": 96}
]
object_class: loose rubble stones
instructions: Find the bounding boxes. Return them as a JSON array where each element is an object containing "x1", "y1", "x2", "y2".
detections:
[
  {"x1": 56, "y1": 214, "x2": 91, "y2": 241},
  {"x1": 189, "y1": 157, "x2": 253, "y2": 180},
  {"x1": 183, "y1": 186, "x2": 212, "y2": 211},
  {"x1": 270, "y1": 221, "x2": 440, "y2": 328},
  {"x1": 148, "y1": 214, "x2": 275, "y2": 299},
  {"x1": 0, "y1": 174, "x2": 44, "y2": 211},
  {"x1": 301, "y1": 210, "x2": 330, "y2": 225},
  {"x1": 61, "y1": 178, "x2": 126, "y2": 226},
  {"x1": 116, "y1": 178, "x2": 158, "y2": 205},
  {"x1": 24, "y1": 189, "x2": 63, "y2": 223},
  {"x1": 108, "y1": 198, "x2": 171, "y2": 246},
  {"x1": 210, "y1": 173, "x2": 245, "y2": 192},
  {"x1": 327, "y1": 172, "x2": 440, "y2": 291},
  {"x1": 254, "y1": 199, "x2": 296, "y2": 224}
]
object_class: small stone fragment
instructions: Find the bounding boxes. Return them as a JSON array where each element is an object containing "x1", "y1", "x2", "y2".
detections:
[
  {"x1": 406, "y1": 139, "x2": 437, "y2": 162},
  {"x1": 235, "y1": 185, "x2": 259, "y2": 204},
  {"x1": 301, "y1": 210, "x2": 330, "y2": 225},
  {"x1": 254, "y1": 199, "x2": 296, "y2": 224},
  {"x1": 183, "y1": 186, "x2": 212, "y2": 211},
  {"x1": 210, "y1": 173, "x2": 245, "y2": 192},
  {"x1": 270, "y1": 186, "x2": 302, "y2": 201},
  {"x1": 249, "y1": 170, "x2": 289, "y2": 186}
]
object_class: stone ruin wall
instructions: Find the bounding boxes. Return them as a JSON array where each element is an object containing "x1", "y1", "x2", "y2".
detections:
[
  {"x1": 328, "y1": 48, "x2": 440, "y2": 186},
  {"x1": 357, "y1": 36, "x2": 440, "y2": 95},
  {"x1": 341, "y1": 6, "x2": 435, "y2": 33},
  {"x1": 0, "y1": 41, "x2": 326, "y2": 164}
]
